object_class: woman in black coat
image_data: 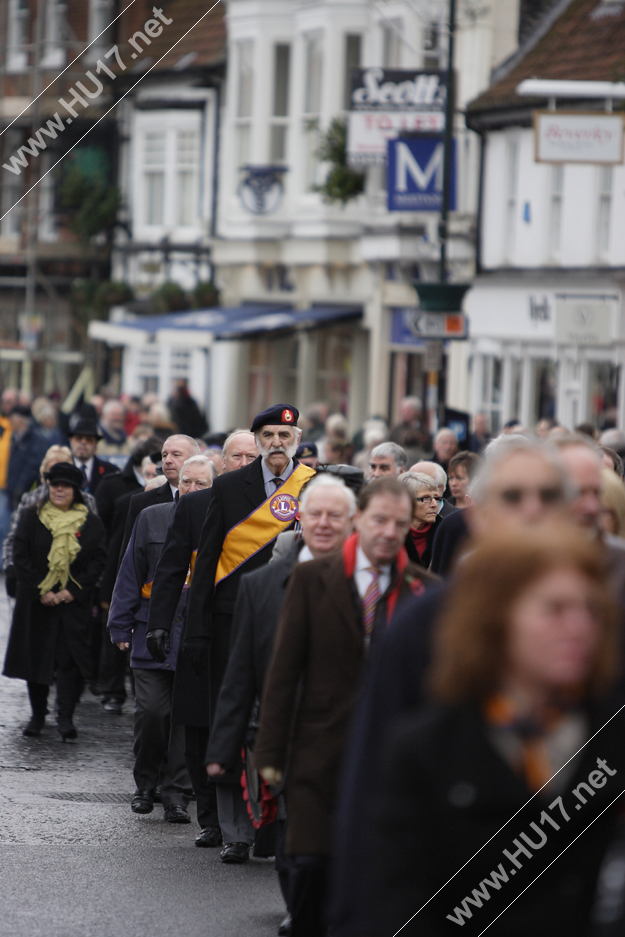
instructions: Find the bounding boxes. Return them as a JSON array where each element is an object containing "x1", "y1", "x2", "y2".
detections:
[
  {"x1": 372, "y1": 526, "x2": 624, "y2": 937},
  {"x1": 2, "y1": 463, "x2": 106, "y2": 740},
  {"x1": 399, "y1": 471, "x2": 443, "y2": 569}
]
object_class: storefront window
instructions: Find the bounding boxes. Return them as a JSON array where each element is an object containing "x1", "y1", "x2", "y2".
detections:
[
  {"x1": 480, "y1": 355, "x2": 503, "y2": 435},
  {"x1": 535, "y1": 359, "x2": 557, "y2": 422},
  {"x1": 247, "y1": 336, "x2": 298, "y2": 423},
  {"x1": 589, "y1": 361, "x2": 619, "y2": 429},
  {"x1": 316, "y1": 327, "x2": 354, "y2": 415}
]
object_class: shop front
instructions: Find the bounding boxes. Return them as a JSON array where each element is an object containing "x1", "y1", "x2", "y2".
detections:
[{"x1": 464, "y1": 276, "x2": 625, "y2": 432}]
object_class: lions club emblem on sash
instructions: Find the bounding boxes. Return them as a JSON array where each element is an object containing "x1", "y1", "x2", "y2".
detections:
[{"x1": 269, "y1": 493, "x2": 299, "y2": 522}]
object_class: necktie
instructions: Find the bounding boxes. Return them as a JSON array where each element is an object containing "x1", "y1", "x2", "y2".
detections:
[
  {"x1": 272, "y1": 477, "x2": 283, "y2": 489},
  {"x1": 362, "y1": 567, "x2": 381, "y2": 638},
  {"x1": 80, "y1": 463, "x2": 88, "y2": 490}
]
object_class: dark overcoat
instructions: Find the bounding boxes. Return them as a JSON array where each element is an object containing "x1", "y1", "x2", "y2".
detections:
[
  {"x1": 430, "y1": 507, "x2": 469, "y2": 577},
  {"x1": 252, "y1": 549, "x2": 437, "y2": 856},
  {"x1": 84, "y1": 455, "x2": 118, "y2": 496},
  {"x1": 373, "y1": 700, "x2": 625, "y2": 937},
  {"x1": 147, "y1": 487, "x2": 212, "y2": 726},
  {"x1": 94, "y1": 456, "x2": 142, "y2": 536},
  {"x1": 2, "y1": 505, "x2": 107, "y2": 684},
  {"x1": 206, "y1": 543, "x2": 302, "y2": 769}
]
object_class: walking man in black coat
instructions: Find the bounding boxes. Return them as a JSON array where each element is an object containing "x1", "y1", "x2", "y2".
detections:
[
  {"x1": 67, "y1": 419, "x2": 118, "y2": 496},
  {"x1": 145, "y1": 429, "x2": 259, "y2": 848},
  {"x1": 182, "y1": 404, "x2": 316, "y2": 863},
  {"x1": 206, "y1": 473, "x2": 355, "y2": 931}
]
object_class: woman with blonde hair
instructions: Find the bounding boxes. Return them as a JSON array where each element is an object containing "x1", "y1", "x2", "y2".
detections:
[
  {"x1": 599, "y1": 466, "x2": 625, "y2": 537},
  {"x1": 373, "y1": 526, "x2": 623, "y2": 937},
  {"x1": 3, "y1": 445, "x2": 97, "y2": 585}
]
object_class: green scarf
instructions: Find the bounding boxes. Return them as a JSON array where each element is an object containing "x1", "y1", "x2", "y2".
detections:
[{"x1": 38, "y1": 500, "x2": 88, "y2": 596}]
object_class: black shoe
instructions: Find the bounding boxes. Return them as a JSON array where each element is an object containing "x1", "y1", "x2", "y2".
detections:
[
  {"x1": 131, "y1": 789, "x2": 154, "y2": 814},
  {"x1": 220, "y1": 842, "x2": 250, "y2": 864},
  {"x1": 195, "y1": 826, "x2": 223, "y2": 847},
  {"x1": 102, "y1": 698, "x2": 122, "y2": 714},
  {"x1": 278, "y1": 913, "x2": 292, "y2": 936},
  {"x1": 23, "y1": 714, "x2": 45, "y2": 737},
  {"x1": 57, "y1": 715, "x2": 77, "y2": 741},
  {"x1": 164, "y1": 804, "x2": 191, "y2": 824}
]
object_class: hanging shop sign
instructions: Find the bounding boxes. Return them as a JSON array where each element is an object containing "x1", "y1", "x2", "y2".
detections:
[
  {"x1": 391, "y1": 307, "x2": 468, "y2": 344},
  {"x1": 534, "y1": 112, "x2": 624, "y2": 164},
  {"x1": 387, "y1": 136, "x2": 456, "y2": 212},
  {"x1": 347, "y1": 68, "x2": 446, "y2": 166}
]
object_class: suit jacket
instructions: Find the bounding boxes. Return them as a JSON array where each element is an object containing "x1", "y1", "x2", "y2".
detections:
[
  {"x1": 185, "y1": 456, "x2": 303, "y2": 638},
  {"x1": 329, "y1": 586, "x2": 447, "y2": 937},
  {"x1": 147, "y1": 487, "x2": 212, "y2": 726},
  {"x1": 95, "y1": 457, "x2": 143, "y2": 537},
  {"x1": 206, "y1": 542, "x2": 303, "y2": 769},
  {"x1": 373, "y1": 700, "x2": 625, "y2": 937},
  {"x1": 84, "y1": 455, "x2": 118, "y2": 496},
  {"x1": 439, "y1": 497, "x2": 458, "y2": 520},
  {"x1": 252, "y1": 548, "x2": 437, "y2": 856}
]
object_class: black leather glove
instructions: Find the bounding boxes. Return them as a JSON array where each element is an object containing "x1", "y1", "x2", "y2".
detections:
[
  {"x1": 146, "y1": 629, "x2": 170, "y2": 664},
  {"x1": 182, "y1": 636, "x2": 209, "y2": 677}
]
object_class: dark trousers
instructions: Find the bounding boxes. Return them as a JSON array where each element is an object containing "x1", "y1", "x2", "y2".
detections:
[
  {"x1": 184, "y1": 725, "x2": 219, "y2": 829},
  {"x1": 54, "y1": 622, "x2": 84, "y2": 719},
  {"x1": 275, "y1": 818, "x2": 292, "y2": 910},
  {"x1": 98, "y1": 609, "x2": 127, "y2": 702},
  {"x1": 133, "y1": 668, "x2": 192, "y2": 807},
  {"x1": 27, "y1": 681, "x2": 49, "y2": 718},
  {"x1": 290, "y1": 854, "x2": 330, "y2": 937}
]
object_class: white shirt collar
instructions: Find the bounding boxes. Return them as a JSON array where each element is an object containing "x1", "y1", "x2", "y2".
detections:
[
  {"x1": 298, "y1": 544, "x2": 314, "y2": 563},
  {"x1": 133, "y1": 466, "x2": 146, "y2": 487},
  {"x1": 356, "y1": 544, "x2": 390, "y2": 576},
  {"x1": 74, "y1": 455, "x2": 94, "y2": 476},
  {"x1": 262, "y1": 457, "x2": 294, "y2": 485}
]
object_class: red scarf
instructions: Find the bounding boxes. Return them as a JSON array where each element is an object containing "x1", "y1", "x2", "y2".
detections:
[{"x1": 342, "y1": 532, "x2": 424, "y2": 626}]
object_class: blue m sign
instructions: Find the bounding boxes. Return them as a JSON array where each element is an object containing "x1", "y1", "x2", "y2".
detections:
[{"x1": 387, "y1": 136, "x2": 456, "y2": 212}]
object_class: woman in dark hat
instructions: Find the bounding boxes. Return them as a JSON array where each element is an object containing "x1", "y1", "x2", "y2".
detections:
[{"x1": 2, "y1": 463, "x2": 106, "y2": 740}]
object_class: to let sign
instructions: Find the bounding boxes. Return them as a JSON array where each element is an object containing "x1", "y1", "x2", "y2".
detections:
[
  {"x1": 391, "y1": 308, "x2": 468, "y2": 343},
  {"x1": 387, "y1": 136, "x2": 456, "y2": 212},
  {"x1": 535, "y1": 112, "x2": 624, "y2": 164}
]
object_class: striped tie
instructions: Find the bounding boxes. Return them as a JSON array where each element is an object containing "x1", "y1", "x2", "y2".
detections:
[{"x1": 362, "y1": 567, "x2": 381, "y2": 638}]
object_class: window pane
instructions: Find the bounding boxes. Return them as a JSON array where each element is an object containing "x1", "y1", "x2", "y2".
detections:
[
  {"x1": 273, "y1": 44, "x2": 290, "y2": 117},
  {"x1": 144, "y1": 173, "x2": 164, "y2": 224},
  {"x1": 270, "y1": 125, "x2": 288, "y2": 163},
  {"x1": 383, "y1": 22, "x2": 402, "y2": 67},
  {"x1": 177, "y1": 172, "x2": 196, "y2": 226},
  {"x1": 304, "y1": 34, "x2": 323, "y2": 115},
  {"x1": 177, "y1": 129, "x2": 198, "y2": 167},
  {"x1": 235, "y1": 124, "x2": 250, "y2": 168},
  {"x1": 144, "y1": 131, "x2": 166, "y2": 167},
  {"x1": 304, "y1": 121, "x2": 320, "y2": 190},
  {"x1": 237, "y1": 40, "x2": 254, "y2": 118},
  {"x1": 343, "y1": 35, "x2": 361, "y2": 110}
]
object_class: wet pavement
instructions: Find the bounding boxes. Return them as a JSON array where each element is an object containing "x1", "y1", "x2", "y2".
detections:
[{"x1": 0, "y1": 583, "x2": 284, "y2": 937}]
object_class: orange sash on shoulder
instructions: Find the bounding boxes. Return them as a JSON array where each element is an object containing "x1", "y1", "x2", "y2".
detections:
[{"x1": 214, "y1": 463, "x2": 315, "y2": 586}]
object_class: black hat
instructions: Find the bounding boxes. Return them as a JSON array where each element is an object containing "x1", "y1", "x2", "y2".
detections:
[
  {"x1": 44, "y1": 462, "x2": 85, "y2": 489},
  {"x1": 67, "y1": 418, "x2": 102, "y2": 440},
  {"x1": 11, "y1": 404, "x2": 31, "y2": 418},
  {"x1": 296, "y1": 441, "x2": 318, "y2": 460},
  {"x1": 250, "y1": 404, "x2": 299, "y2": 434}
]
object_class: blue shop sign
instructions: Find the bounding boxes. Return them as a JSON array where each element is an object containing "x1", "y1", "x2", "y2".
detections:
[{"x1": 387, "y1": 136, "x2": 456, "y2": 212}]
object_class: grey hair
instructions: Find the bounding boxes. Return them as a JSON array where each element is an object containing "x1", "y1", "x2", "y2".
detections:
[
  {"x1": 398, "y1": 471, "x2": 439, "y2": 497},
  {"x1": 371, "y1": 441, "x2": 408, "y2": 472},
  {"x1": 165, "y1": 434, "x2": 201, "y2": 456},
  {"x1": 434, "y1": 427, "x2": 457, "y2": 444},
  {"x1": 223, "y1": 428, "x2": 255, "y2": 456},
  {"x1": 471, "y1": 437, "x2": 574, "y2": 503},
  {"x1": 179, "y1": 454, "x2": 217, "y2": 482},
  {"x1": 412, "y1": 460, "x2": 447, "y2": 488},
  {"x1": 299, "y1": 473, "x2": 357, "y2": 517}
]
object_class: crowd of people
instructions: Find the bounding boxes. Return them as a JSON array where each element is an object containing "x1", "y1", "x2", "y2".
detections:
[{"x1": 2, "y1": 383, "x2": 625, "y2": 936}]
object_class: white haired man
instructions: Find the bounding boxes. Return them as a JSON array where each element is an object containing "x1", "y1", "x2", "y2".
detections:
[
  {"x1": 182, "y1": 404, "x2": 315, "y2": 862},
  {"x1": 369, "y1": 441, "x2": 408, "y2": 478},
  {"x1": 206, "y1": 474, "x2": 355, "y2": 915},
  {"x1": 431, "y1": 427, "x2": 458, "y2": 474},
  {"x1": 108, "y1": 454, "x2": 214, "y2": 822}
]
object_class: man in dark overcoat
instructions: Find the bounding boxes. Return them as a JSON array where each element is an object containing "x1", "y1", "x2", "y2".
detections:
[
  {"x1": 205, "y1": 474, "x2": 356, "y2": 930},
  {"x1": 144, "y1": 429, "x2": 259, "y2": 848},
  {"x1": 182, "y1": 404, "x2": 315, "y2": 863},
  {"x1": 253, "y1": 477, "x2": 437, "y2": 937},
  {"x1": 67, "y1": 419, "x2": 118, "y2": 496}
]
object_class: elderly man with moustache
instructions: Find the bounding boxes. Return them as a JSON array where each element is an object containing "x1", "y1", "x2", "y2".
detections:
[
  {"x1": 182, "y1": 405, "x2": 315, "y2": 861},
  {"x1": 108, "y1": 455, "x2": 214, "y2": 822},
  {"x1": 144, "y1": 428, "x2": 259, "y2": 848},
  {"x1": 253, "y1": 477, "x2": 437, "y2": 937},
  {"x1": 206, "y1": 474, "x2": 355, "y2": 927},
  {"x1": 329, "y1": 437, "x2": 577, "y2": 937}
]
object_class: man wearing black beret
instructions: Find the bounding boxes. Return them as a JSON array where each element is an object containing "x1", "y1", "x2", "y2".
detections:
[{"x1": 182, "y1": 404, "x2": 315, "y2": 863}]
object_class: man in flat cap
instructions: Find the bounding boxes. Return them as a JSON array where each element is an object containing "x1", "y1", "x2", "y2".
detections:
[{"x1": 183, "y1": 404, "x2": 315, "y2": 863}]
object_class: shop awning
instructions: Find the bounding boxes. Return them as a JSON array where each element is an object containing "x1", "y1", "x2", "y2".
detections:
[{"x1": 88, "y1": 304, "x2": 362, "y2": 347}]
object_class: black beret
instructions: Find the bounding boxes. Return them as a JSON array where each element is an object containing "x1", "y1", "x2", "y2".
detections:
[
  {"x1": 11, "y1": 404, "x2": 32, "y2": 418},
  {"x1": 250, "y1": 404, "x2": 299, "y2": 434},
  {"x1": 296, "y1": 441, "x2": 318, "y2": 459},
  {"x1": 44, "y1": 462, "x2": 85, "y2": 489}
]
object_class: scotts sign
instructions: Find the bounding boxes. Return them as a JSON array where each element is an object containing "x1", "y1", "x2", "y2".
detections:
[{"x1": 347, "y1": 68, "x2": 447, "y2": 166}]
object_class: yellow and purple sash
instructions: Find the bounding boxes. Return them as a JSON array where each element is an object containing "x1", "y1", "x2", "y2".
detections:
[{"x1": 215, "y1": 463, "x2": 315, "y2": 586}]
